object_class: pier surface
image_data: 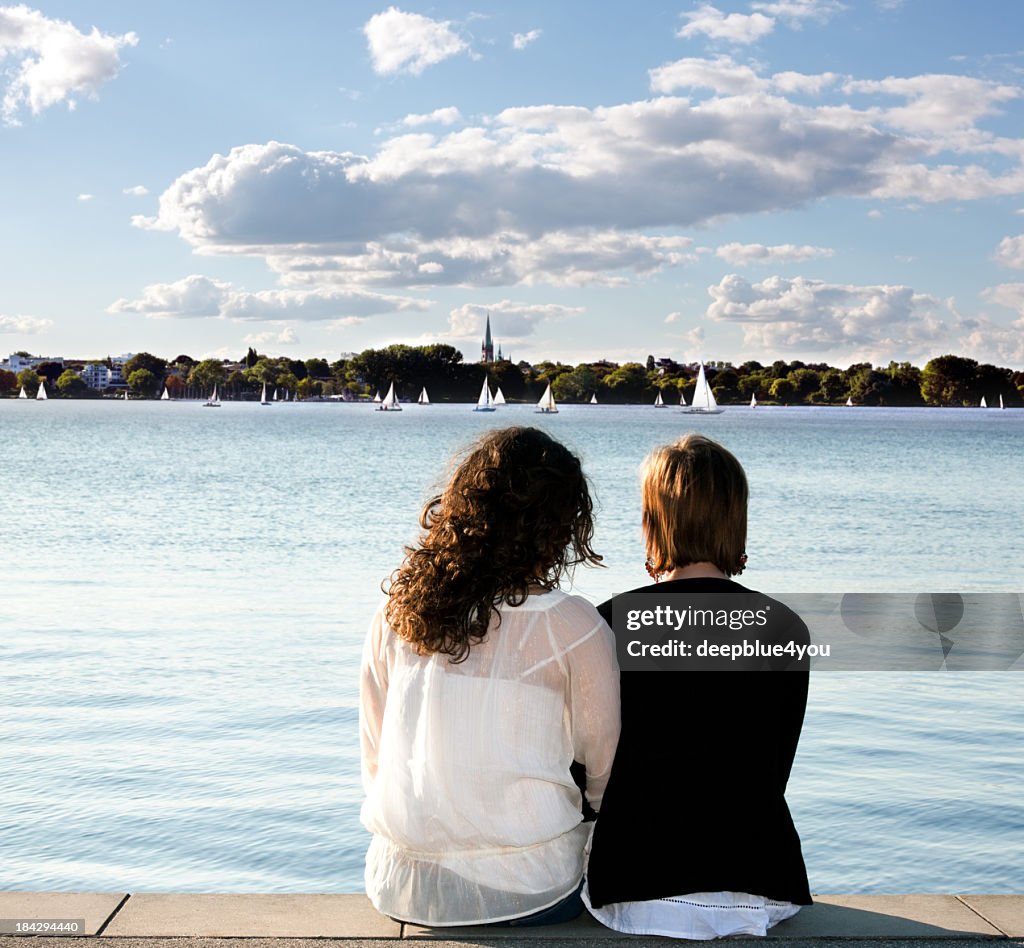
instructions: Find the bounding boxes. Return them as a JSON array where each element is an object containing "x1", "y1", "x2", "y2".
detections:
[{"x1": 0, "y1": 892, "x2": 1021, "y2": 947}]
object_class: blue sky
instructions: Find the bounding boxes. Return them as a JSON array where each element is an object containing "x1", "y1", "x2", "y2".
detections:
[{"x1": 2, "y1": 0, "x2": 1024, "y2": 367}]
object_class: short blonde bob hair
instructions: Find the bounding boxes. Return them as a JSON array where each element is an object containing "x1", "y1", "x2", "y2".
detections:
[{"x1": 641, "y1": 433, "x2": 748, "y2": 577}]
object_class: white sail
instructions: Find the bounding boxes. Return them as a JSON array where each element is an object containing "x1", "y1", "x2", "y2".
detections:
[
  {"x1": 203, "y1": 384, "x2": 220, "y2": 407},
  {"x1": 261, "y1": 382, "x2": 270, "y2": 405},
  {"x1": 18, "y1": 386, "x2": 27, "y2": 399},
  {"x1": 654, "y1": 390, "x2": 665, "y2": 407},
  {"x1": 681, "y1": 362, "x2": 722, "y2": 414},
  {"x1": 124, "y1": 390, "x2": 130, "y2": 400},
  {"x1": 418, "y1": 387, "x2": 430, "y2": 405},
  {"x1": 750, "y1": 393, "x2": 757, "y2": 408},
  {"x1": 845, "y1": 396, "x2": 853, "y2": 407},
  {"x1": 161, "y1": 386, "x2": 170, "y2": 401},
  {"x1": 36, "y1": 380, "x2": 48, "y2": 401},
  {"x1": 679, "y1": 390, "x2": 687, "y2": 407},
  {"x1": 372, "y1": 390, "x2": 381, "y2": 403},
  {"x1": 1000, "y1": 394, "x2": 1005, "y2": 410},
  {"x1": 474, "y1": 377, "x2": 496, "y2": 411},
  {"x1": 273, "y1": 388, "x2": 279, "y2": 402},
  {"x1": 493, "y1": 387, "x2": 506, "y2": 405},
  {"x1": 377, "y1": 381, "x2": 401, "y2": 411},
  {"x1": 980, "y1": 395, "x2": 988, "y2": 409},
  {"x1": 591, "y1": 393, "x2": 598, "y2": 404},
  {"x1": 536, "y1": 382, "x2": 558, "y2": 414}
]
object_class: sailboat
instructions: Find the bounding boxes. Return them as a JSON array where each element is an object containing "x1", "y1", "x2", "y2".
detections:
[
  {"x1": 590, "y1": 393, "x2": 598, "y2": 405},
  {"x1": 372, "y1": 390, "x2": 381, "y2": 403},
  {"x1": 980, "y1": 395, "x2": 988, "y2": 409},
  {"x1": 536, "y1": 383, "x2": 558, "y2": 414},
  {"x1": 493, "y1": 387, "x2": 506, "y2": 406},
  {"x1": 417, "y1": 387, "x2": 430, "y2": 405},
  {"x1": 474, "y1": 378, "x2": 496, "y2": 412},
  {"x1": 1000, "y1": 394, "x2": 1005, "y2": 410},
  {"x1": 261, "y1": 382, "x2": 271, "y2": 406},
  {"x1": 750, "y1": 393, "x2": 758, "y2": 408},
  {"x1": 18, "y1": 386, "x2": 27, "y2": 399},
  {"x1": 654, "y1": 390, "x2": 666, "y2": 407},
  {"x1": 680, "y1": 363, "x2": 722, "y2": 414},
  {"x1": 161, "y1": 386, "x2": 170, "y2": 401},
  {"x1": 36, "y1": 380, "x2": 48, "y2": 401},
  {"x1": 679, "y1": 391, "x2": 687, "y2": 408},
  {"x1": 203, "y1": 385, "x2": 221, "y2": 407},
  {"x1": 845, "y1": 396, "x2": 854, "y2": 407},
  {"x1": 272, "y1": 388, "x2": 279, "y2": 402},
  {"x1": 377, "y1": 382, "x2": 401, "y2": 411},
  {"x1": 123, "y1": 390, "x2": 130, "y2": 400}
]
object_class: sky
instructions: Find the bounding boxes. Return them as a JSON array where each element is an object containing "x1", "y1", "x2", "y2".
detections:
[{"x1": 2, "y1": 0, "x2": 1024, "y2": 368}]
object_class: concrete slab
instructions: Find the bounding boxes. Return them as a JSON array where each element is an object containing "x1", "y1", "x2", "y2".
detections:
[
  {"x1": 404, "y1": 912, "x2": 619, "y2": 939},
  {"x1": 0, "y1": 892, "x2": 127, "y2": 936},
  {"x1": 958, "y1": 895, "x2": 1024, "y2": 937},
  {"x1": 100, "y1": 894, "x2": 400, "y2": 939},
  {"x1": 769, "y1": 894, "x2": 1005, "y2": 939}
]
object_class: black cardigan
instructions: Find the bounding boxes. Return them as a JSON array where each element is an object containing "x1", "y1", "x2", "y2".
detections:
[{"x1": 585, "y1": 577, "x2": 813, "y2": 908}]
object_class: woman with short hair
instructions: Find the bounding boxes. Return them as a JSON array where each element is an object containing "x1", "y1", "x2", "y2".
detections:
[
  {"x1": 584, "y1": 433, "x2": 812, "y2": 940},
  {"x1": 361, "y1": 426, "x2": 620, "y2": 927}
]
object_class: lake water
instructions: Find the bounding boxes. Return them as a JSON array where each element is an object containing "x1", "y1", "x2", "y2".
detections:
[{"x1": 1, "y1": 400, "x2": 1022, "y2": 894}]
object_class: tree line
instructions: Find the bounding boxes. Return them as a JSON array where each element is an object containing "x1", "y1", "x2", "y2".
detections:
[{"x1": 2, "y1": 347, "x2": 1021, "y2": 407}]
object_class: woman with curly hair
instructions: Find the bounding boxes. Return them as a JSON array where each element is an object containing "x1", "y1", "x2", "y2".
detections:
[{"x1": 360, "y1": 426, "x2": 620, "y2": 927}]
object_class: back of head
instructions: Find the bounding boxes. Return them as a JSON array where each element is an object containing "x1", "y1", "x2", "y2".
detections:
[
  {"x1": 386, "y1": 426, "x2": 600, "y2": 661},
  {"x1": 642, "y1": 433, "x2": 748, "y2": 577}
]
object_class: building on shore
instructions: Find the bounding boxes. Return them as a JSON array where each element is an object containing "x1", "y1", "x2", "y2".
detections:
[{"x1": 480, "y1": 314, "x2": 509, "y2": 365}]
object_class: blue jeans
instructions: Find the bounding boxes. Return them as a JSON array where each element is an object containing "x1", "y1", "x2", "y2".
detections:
[{"x1": 490, "y1": 881, "x2": 585, "y2": 927}]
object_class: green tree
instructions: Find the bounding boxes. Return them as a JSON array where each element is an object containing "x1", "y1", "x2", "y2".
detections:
[
  {"x1": 128, "y1": 368, "x2": 159, "y2": 398},
  {"x1": 124, "y1": 352, "x2": 167, "y2": 380},
  {"x1": 815, "y1": 369, "x2": 847, "y2": 404},
  {"x1": 769, "y1": 378, "x2": 796, "y2": 402},
  {"x1": 601, "y1": 363, "x2": 647, "y2": 401},
  {"x1": 0, "y1": 368, "x2": 16, "y2": 396},
  {"x1": 921, "y1": 355, "x2": 977, "y2": 406},
  {"x1": 189, "y1": 359, "x2": 226, "y2": 395},
  {"x1": 17, "y1": 368, "x2": 41, "y2": 395},
  {"x1": 552, "y1": 364, "x2": 597, "y2": 402},
  {"x1": 56, "y1": 369, "x2": 89, "y2": 397}
]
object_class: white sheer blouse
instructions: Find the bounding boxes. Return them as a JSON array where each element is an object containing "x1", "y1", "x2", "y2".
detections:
[{"x1": 360, "y1": 589, "x2": 620, "y2": 926}]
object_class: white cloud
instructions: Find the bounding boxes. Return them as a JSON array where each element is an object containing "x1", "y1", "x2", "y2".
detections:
[
  {"x1": 446, "y1": 300, "x2": 582, "y2": 341},
  {"x1": 867, "y1": 209, "x2": 883, "y2": 219},
  {"x1": 76, "y1": 193, "x2": 93, "y2": 201},
  {"x1": 678, "y1": 4, "x2": 775, "y2": 44},
  {"x1": 994, "y1": 234, "x2": 1024, "y2": 269},
  {"x1": 981, "y1": 282, "x2": 1024, "y2": 315},
  {"x1": 243, "y1": 326, "x2": 299, "y2": 347},
  {"x1": 0, "y1": 312, "x2": 51, "y2": 334},
  {"x1": 512, "y1": 29, "x2": 541, "y2": 50},
  {"x1": 715, "y1": 242, "x2": 834, "y2": 265},
  {"x1": 705, "y1": 273, "x2": 953, "y2": 359},
  {"x1": 363, "y1": 7, "x2": 468, "y2": 77},
  {"x1": 750, "y1": 0, "x2": 846, "y2": 26},
  {"x1": 0, "y1": 5, "x2": 137, "y2": 125},
  {"x1": 123, "y1": 184, "x2": 148, "y2": 196},
  {"x1": 137, "y1": 59, "x2": 1024, "y2": 292},
  {"x1": 107, "y1": 275, "x2": 231, "y2": 318},
  {"x1": 402, "y1": 106, "x2": 461, "y2": 127},
  {"x1": 665, "y1": 311, "x2": 682, "y2": 323},
  {"x1": 269, "y1": 231, "x2": 695, "y2": 289},
  {"x1": 107, "y1": 274, "x2": 431, "y2": 321}
]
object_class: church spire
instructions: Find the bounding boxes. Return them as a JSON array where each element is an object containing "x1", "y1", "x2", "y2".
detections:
[{"x1": 481, "y1": 313, "x2": 494, "y2": 363}]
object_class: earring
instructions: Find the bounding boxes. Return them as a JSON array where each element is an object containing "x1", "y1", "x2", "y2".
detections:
[
  {"x1": 645, "y1": 557, "x2": 664, "y2": 582},
  {"x1": 737, "y1": 553, "x2": 748, "y2": 574}
]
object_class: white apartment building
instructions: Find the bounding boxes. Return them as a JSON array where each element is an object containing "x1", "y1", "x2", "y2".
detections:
[
  {"x1": 79, "y1": 363, "x2": 111, "y2": 390},
  {"x1": 1, "y1": 353, "x2": 64, "y2": 374}
]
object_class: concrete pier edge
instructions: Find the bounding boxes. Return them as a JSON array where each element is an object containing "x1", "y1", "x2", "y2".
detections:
[{"x1": 0, "y1": 893, "x2": 1020, "y2": 945}]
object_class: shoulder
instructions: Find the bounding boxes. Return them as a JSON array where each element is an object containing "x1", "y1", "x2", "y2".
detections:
[{"x1": 531, "y1": 589, "x2": 611, "y2": 649}]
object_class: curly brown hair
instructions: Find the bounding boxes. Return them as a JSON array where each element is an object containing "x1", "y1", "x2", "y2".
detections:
[{"x1": 384, "y1": 426, "x2": 602, "y2": 662}]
